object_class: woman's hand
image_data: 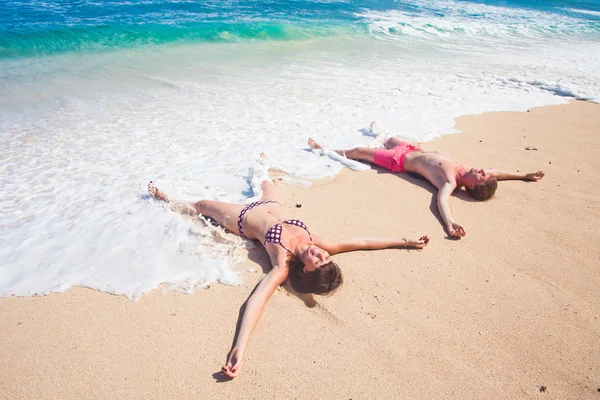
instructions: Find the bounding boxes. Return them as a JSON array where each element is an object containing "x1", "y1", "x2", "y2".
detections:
[
  {"x1": 222, "y1": 346, "x2": 245, "y2": 378},
  {"x1": 405, "y1": 235, "x2": 430, "y2": 248}
]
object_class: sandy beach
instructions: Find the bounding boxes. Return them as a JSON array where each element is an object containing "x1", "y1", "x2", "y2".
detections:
[{"x1": 1, "y1": 100, "x2": 599, "y2": 399}]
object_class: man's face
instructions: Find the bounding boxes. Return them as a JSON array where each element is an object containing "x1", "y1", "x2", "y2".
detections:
[{"x1": 466, "y1": 168, "x2": 488, "y2": 188}]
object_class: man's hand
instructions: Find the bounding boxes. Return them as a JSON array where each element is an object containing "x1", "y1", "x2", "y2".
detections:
[
  {"x1": 222, "y1": 347, "x2": 245, "y2": 378},
  {"x1": 525, "y1": 171, "x2": 545, "y2": 181},
  {"x1": 448, "y1": 223, "x2": 466, "y2": 238},
  {"x1": 406, "y1": 236, "x2": 430, "y2": 248}
]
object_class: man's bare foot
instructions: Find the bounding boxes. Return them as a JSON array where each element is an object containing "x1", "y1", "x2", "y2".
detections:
[
  {"x1": 308, "y1": 138, "x2": 323, "y2": 150},
  {"x1": 148, "y1": 181, "x2": 170, "y2": 202},
  {"x1": 369, "y1": 121, "x2": 378, "y2": 134}
]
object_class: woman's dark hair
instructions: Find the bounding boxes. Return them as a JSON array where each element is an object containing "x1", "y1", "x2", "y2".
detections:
[{"x1": 286, "y1": 254, "x2": 343, "y2": 295}]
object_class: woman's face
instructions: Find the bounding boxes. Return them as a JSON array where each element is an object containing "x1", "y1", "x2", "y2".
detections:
[{"x1": 300, "y1": 244, "x2": 331, "y2": 272}]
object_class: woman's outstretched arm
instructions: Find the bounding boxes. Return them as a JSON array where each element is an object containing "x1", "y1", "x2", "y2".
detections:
[
  {"x1": 222, "y1": 265, "x2": 288, "y2": 378},
  {"x1": 313, "y1": 234, "x2": 429, "y2": 255}
]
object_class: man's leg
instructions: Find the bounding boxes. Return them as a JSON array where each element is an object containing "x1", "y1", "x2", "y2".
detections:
[
  {"x1": 308, "y1": 138, "x2": 378, "y2": 163},
  {"x1": 383, "y1": 137, "x2": 412, "y2": 149}
]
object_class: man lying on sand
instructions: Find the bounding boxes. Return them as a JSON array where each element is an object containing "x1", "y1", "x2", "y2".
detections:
[{"x1": 308, "y1": 131, "x2": 544, "y2": 238}]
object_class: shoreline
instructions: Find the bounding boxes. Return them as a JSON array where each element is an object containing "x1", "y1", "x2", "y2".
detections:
[{"x1": 1, "y1": 100, "x2": 599, "y2": 399}]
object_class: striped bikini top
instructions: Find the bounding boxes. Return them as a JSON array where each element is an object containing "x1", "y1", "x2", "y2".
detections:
[{"x1": 264, "y1": 219, "x2": 312, "y2": 253}]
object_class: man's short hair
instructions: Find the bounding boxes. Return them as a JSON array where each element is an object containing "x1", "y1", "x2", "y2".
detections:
[{"x1": 467, "y1": 178, "x2": 498, "y2": 201}]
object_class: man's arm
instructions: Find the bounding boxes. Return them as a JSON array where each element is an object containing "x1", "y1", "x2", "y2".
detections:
[
  {"x1": 485, "y1": 169, "x2": 545, "y2": 181},
  {"x1": 437, "y1": 182, "x2": 465, "y2": 238}
]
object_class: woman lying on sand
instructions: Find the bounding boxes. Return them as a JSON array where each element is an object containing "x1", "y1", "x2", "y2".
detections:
[{"x1": 148, "y1": 169, "x2": 429, "y2": 378}]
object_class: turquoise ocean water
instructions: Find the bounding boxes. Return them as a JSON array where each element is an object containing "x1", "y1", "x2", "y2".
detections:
[
  {"x1": 1, "y1": 0, "x2": 599, "y2": 299},
  {"x1": 1, "y1": 0, "x2": 599, "y2": 57}
]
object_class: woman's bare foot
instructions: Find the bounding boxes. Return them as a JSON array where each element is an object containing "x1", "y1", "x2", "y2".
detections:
[
  {"x1": 148, "y1": 181, "x2": 170, "y2": 202},
  {"x1": 308, "y1": 138, "x2": 323, "y2": 150}
]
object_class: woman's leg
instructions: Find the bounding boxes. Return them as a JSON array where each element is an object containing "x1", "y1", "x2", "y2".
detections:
[
  {"x1": 256, "y1": 153, "x2": 281, "y2": 202},
  {"x1": 148, "y1": 182, "x2": 245, "y2": 235},
  {"x1": 259, "y1": 180, "x2": 280, "y2": 202},
  {"x1": 193, "y1": 199, "x2": 245, "y2": 235},
  {"x1": 308, "y1": 138, "x2": 377, "y2": 163}
]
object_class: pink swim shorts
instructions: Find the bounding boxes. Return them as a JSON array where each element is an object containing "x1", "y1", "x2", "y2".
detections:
[{"x1": 373, "y1": 142, "x2": 421, "y2": 173}]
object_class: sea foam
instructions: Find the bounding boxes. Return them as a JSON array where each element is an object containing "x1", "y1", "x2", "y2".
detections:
[{"x1": 1, "y1": 1, "x2": 599, "y2": 300}]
